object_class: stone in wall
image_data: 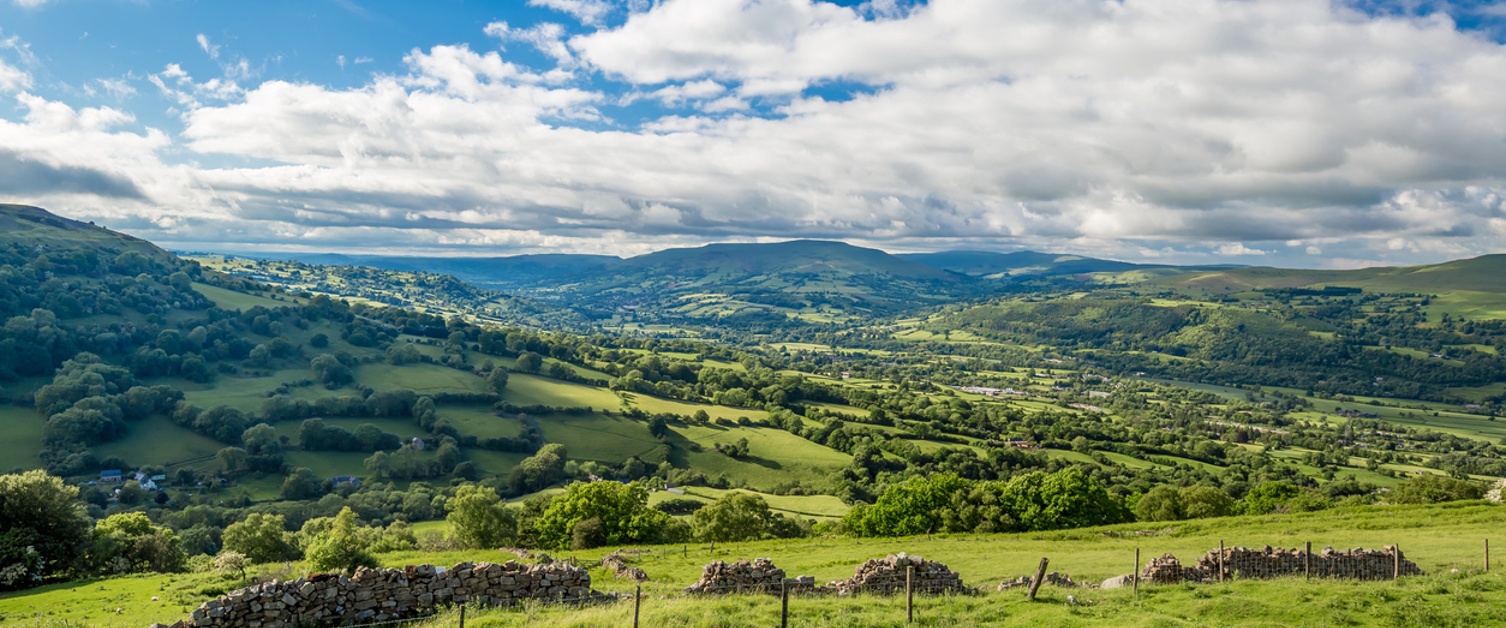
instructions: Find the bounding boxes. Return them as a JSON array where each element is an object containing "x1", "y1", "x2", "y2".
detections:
[
  {"x1": 1139, "y1": 545, "x2": 1424, "y2": 585},
  {"x1": 828, "y1": 553, "x2": 969, "y2": 596},
  {"x1": 684, "y1": 558, "x2": 795, "y2": 595},
  {"x1": 154, "y1": 560, "x2": 608, "y2": 628}
]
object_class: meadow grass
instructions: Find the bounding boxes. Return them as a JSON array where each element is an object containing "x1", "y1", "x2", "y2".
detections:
[
  {"x1": 189, "y1": 283, "x2": 291, "y2": 311},
  {"x1": 621, "y1": 394, "x2": 752, "y2": 422},
  {"x1": 536, "y1": 413, "x2": 663, "y2": 464},
  {"x1": 9, "y1": 502, "x2": 1506, "y2": 627},
  {"x1": 441, "y1": 404, "x2": 523, "y2": 440},
  {"x1": 93, "y1": 414, "x2": 226, "y2": 470},
  {"x1": 669, "y1": 423, "x2": 851, "y2": 491},
  {"x1": 504, "y1": 375, "x2": 622, "y2": 410},
  {"x1": 358, "y1": 363, "x2": 488, "y2": 396},
  {"x1": 0, "y1": 405, "x2": 44, "y2": 471},
  {"x1": 173, "y1": 368, "x2": 311, "y2": 414}
]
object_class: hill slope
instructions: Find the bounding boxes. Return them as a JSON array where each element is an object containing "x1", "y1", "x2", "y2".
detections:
[
  {"x1": 900, "y1": 250, "x2": 1155, "y2": 277},
  {"x1": 0, "y1": 203, "x2": 178, "y2": 265},
  {"x1": 261, "y1": 252, "x2": 618, "y2": 291},
  {"x1": 1161, "y1": 254, "x2": 1506, "y2": 294},
  {"x1": 555, "y1": 240, "x2": 978, "y2": 319}
]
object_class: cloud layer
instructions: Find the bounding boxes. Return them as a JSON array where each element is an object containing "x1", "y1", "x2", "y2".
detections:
[{"x1": 4, "y1": 0, "x2": 1506, "y2": 266}]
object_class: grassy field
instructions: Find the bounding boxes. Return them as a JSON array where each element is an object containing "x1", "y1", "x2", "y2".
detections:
[
  {"x1": 358, "y1": 363, "x2": 489, "y2": 395},
  {"x1": 190, "y1": 282, "x2": 293, "y2": 311},
  {"x1": 536, "y1": 413, "x2": 665, "y2": 464},
  {"x1": 621, "y1": 393, "x2": 753, "y2": 422},
  {"x1": 6, "y1": 502, "x2": 1506, "y2": 627},
  {"x1": 504, "y1": 375, "x2": 622, "y2": 410},
  {"x1": 282, "y1": 451, "x2": 381, "y2": 479},
  {"x1": 668, "y1": 423, "x2": 851, "y2": 491},
  {"x1": 441, "y1": 404, "x2": 523, "y2": 439},
  {"x1": 173, "y1": 367, "x2": 314, "y2": 414},
  {"x1": 94, "y1": 414, "x2": 228, "y2": 471},
  {"x1": 0, "y1": 406, "x2": 44, "y2": 471}
]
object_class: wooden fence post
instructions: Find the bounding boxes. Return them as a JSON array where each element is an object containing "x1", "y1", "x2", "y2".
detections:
[
  {"x1": 1133, "y1": 548, "x2": 1140, "y2": 596},
  {"x1": 1487, "y1": 539, "x2": 1491, "y2": 573},
  {"x1": 1027, "y1": 557, "x2": 1050, "y2": 602},
  {"x1": 458, "y1": 603, "x2": 466, "y2": 628},
  {"x1": 633, "y1": 585, "x2": 641, "y2": 628},
  {"x1": 1218, "y1": 540, "x2": 1225, "y2": 583},
  {"x1": 906, "y1": 565, "x2": 914, "y2": 624},
  {"x1": 1393, "y1": 545, "x2": 1400, "y2": 580},
  {"x1": 1305, "y1": 542, "x2": 1311, "y2": 580},
  {"x1": 781, "y1": 578, "x2": 789, "y2": 628}
]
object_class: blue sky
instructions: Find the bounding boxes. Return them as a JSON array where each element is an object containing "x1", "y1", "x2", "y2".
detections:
[{"x1": 1, "y1": 0, "x2": 1504, "y2": 267}]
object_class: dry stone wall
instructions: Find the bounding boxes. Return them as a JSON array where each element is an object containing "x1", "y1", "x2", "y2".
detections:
[
  {"x1": 155, "y1": 561, "x2": 603, "y2": 628},
  {"x1": 684, "y1": 558, "x2": 809, "y2": 594},
  {"x1": 828, "y1": 553, "x2": 969, "y2": 596},
  {"x1": 1142, "y1": 545, "x2": 1423, "y2": 584},
  {"x1": 684, "y1": 553, "x2": 967, "y2": 597}
]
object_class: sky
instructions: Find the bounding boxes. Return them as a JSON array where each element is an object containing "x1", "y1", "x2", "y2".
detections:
[{"x1": 0, "y1": 0, "x2": 1505, "y2": 267}]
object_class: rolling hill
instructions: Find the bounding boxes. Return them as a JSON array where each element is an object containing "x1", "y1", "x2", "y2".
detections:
[
  {"x1": 556, "y1": 240, "x2": 977, "y2": 318},
  {"x1": 0, "y1": 203, "x2": 179, "y2": 265},
  {"x1": 1161, "y1": 255, "x2": 1506, "y2": 294},
  {"x1": 899, "y1": 250, "x2": 1160, "y2": 277},
  {"x1": 258, "y1": 252, "x2": 618, "y2": 291}
]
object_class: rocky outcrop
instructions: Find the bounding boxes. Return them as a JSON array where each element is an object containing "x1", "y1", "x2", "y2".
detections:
[
  {"x1": 828, "y1": 553, "x2": 969, "y2": 596},
  {"x1": 157, "y1": 561, "x2": 606, "y2": 628}
]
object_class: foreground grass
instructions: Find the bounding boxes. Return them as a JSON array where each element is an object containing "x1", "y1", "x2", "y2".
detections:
[
  {"x1": 427, "y1": 572, "x2": 1505, "y2": 627},
  {"x1": 4, "y1": 502, "x2": 1504, "y2": 626}
]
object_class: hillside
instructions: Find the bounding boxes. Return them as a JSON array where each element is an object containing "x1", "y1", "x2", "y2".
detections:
[
  {"x1": 900, "y1": 249, "x2": 1163, "y2": 277},
  {"x1": 190, "y1": 254, "x2": 591, "y2": 330},
  {"x1": 0, "y1": 203, "x2": 178, "y2": 265},
  {"x1": 261, "y1": 252, "x2": 618, "y2": 291},
  {"x1": 549, "y1": 240, "x2": 980, "y2": 320},
  {"x1": 1159, "y1": 255, "x2": 1506, "y2": 295}
]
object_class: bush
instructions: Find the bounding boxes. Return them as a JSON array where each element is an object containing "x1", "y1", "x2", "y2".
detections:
[
  {"x1": 305, "y1": 508, "x2": 378, "y2": 575},
  {"x1": 1389, "y1": 475, "x2": 1485, "y2": 504},
  {"x1": 446, "y1": 485, "x2": 517, "y2": 549}
]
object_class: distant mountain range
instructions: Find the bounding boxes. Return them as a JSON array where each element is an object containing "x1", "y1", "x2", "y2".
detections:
[
  {"x1": 8, "y1": 204, "x2": 1502, "y2": 322},
  {"x1": 214, "y1": 236, "x2": 1506, "y2": 319},
  {"x1": 256, "y1": 242, "x2": 1199, "y2": 290}
]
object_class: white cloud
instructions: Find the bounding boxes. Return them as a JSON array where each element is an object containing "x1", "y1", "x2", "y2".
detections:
[
  {"x1": 90, "y1": 77, "x2": 136, "y2": 99},
  {"x1": 11, "y1": 0, "x2": 52, "y2": 8},
  {"x1": 528, "y1": 0, "x2": 614, "y2": 26},
  {"x1": 486, "y1": 21, "x2": 575, "y2": 67},
  {"x1": 0, "y1": 59, "x2": 30, "y2": 92},
  {"x1": 9, "y1": 0, "x2": 1506, "y2": 264},
  {"x1": 196, "y1": 33, "x2": 220, "y2": 59},
  {"x1": 647, "y1": 79, "x2": 726, "y2": 106},
  {"x1": 1216, "y1": 243, "x2": 1268, "y2": 256}
]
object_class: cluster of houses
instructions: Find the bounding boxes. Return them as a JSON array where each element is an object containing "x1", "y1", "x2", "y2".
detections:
[{"x1": 96, "y1": 470, "x2": 168, "y2": 490}]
